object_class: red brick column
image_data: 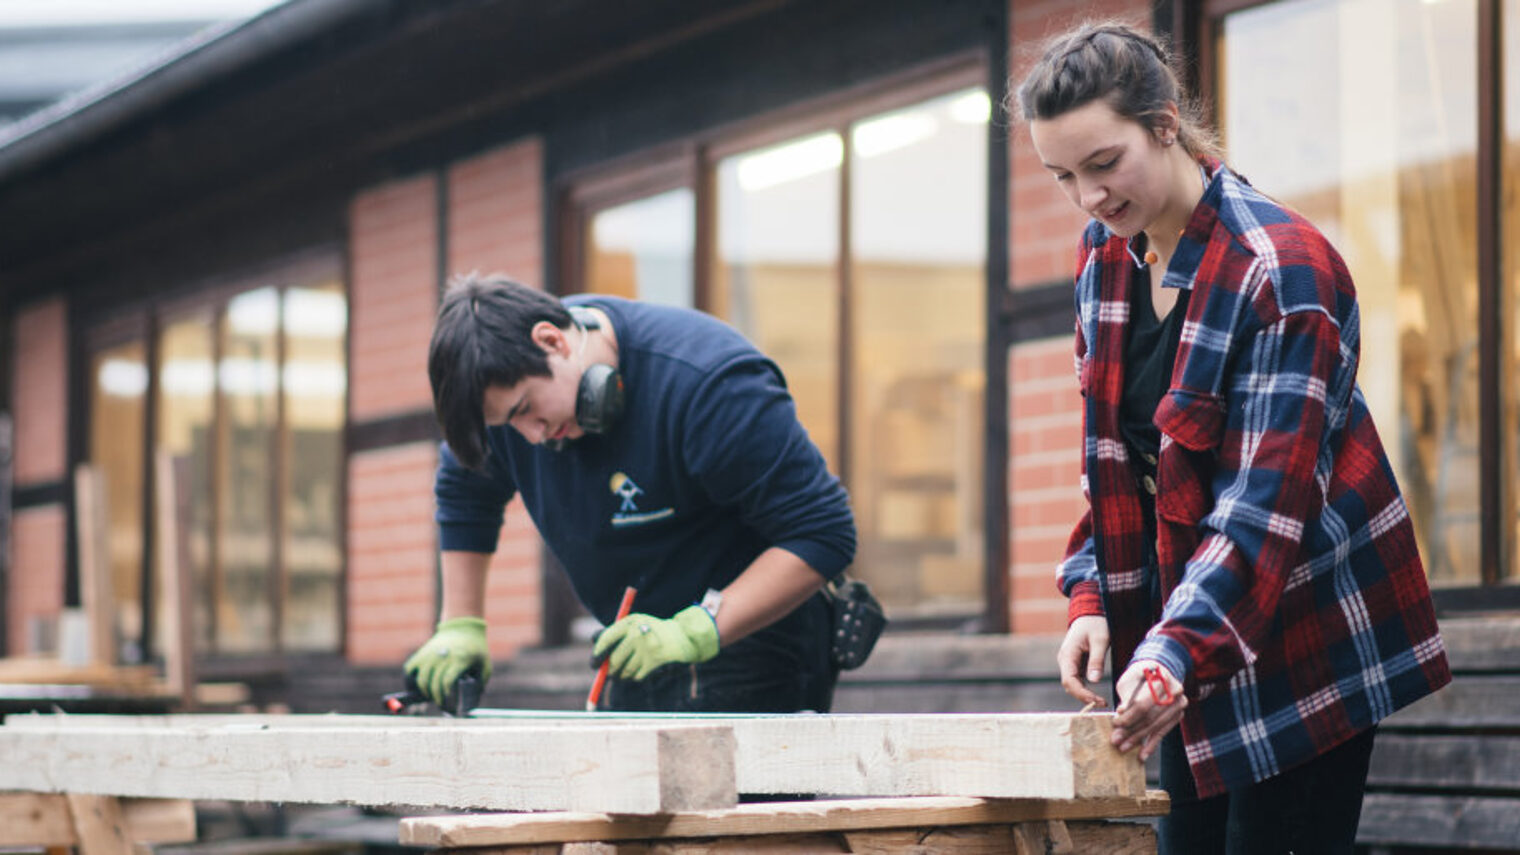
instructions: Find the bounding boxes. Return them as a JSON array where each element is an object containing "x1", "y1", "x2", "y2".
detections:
[
  {"x1": 7, "y1": 298, "x2": 69, "y2": 654},
  {"x1": 1005, "y1": 0, "x2": 1151, "y2": 633},
  {"x1": 346, "y1": 174, "x2": 442, "y2": 664},
  {"x1": 446, "y1": 138, "x2": 546, "y2": 659}
]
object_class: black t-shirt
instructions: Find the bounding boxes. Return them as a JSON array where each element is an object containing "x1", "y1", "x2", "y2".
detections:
[{"x1": 1119, "y1": 274, "x2": 1190, "y2": 472}]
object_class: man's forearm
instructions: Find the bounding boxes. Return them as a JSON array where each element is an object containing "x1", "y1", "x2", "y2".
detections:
[
  {"x1": 439, "y1": 550, "x2": 494, "y2": 620},
  {"x1": 709, "y1": 547, "x2": 826, "y2": 646}
]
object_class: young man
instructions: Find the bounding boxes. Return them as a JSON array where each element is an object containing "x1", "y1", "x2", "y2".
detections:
[{"x1": 403, "y1": 274, "x2": 856, "y2": 713}]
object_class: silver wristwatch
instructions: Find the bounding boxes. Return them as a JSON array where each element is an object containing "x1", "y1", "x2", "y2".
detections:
[{"x1": 699, "y1": 587, "x2": 724, "y2": 622}]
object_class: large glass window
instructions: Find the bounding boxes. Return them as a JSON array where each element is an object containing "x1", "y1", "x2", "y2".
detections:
[
  {"x1": 1220, "y1": 0, "x2": 1484, "y2": 585},
  {"x1": 715, "y1": 131, "x2": 843, "y2": 467},
  {"x1": 847, "y1": 89, "x2": 989, "y2": 615},
  {"x1": 155, "y1": 316, "x2": 216, "y2": 653},
  {"x1": 90, "y1": 259, "x2": 348, "y2": 662},
  {"x1": 574, "y1": 81, "x2": 991, "y2": 621},
  {"x1": 585, "y1": 189, "x2": 695, "y2": 308},
  {"x1": 89, "y1": 340, "x2": 147, "y2": 662},
  {"x1": 280, "y1": 284, "x2": 346, "y2": 651},
  {"x1": 219, "y1": 288, "x2": 279, "y2": 652}
]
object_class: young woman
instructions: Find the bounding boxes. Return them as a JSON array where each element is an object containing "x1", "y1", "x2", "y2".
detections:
[{"x1": 1016, "y1": 22, "x2": 1450, "y2": 854}]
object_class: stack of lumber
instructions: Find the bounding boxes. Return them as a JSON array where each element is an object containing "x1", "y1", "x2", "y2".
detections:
[
  {"x1": 0, "y1": 712, "x2": 1167, "y2": 854},
  {"x1": 0, "y1": 711, "x2": 1146, "y2": 812}
]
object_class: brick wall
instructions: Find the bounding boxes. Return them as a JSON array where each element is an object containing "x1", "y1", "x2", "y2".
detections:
[
  {"x1": 345, "y1": 442, "x2": 438, "y2": 663},
  {"x1": 343, "y1": 139, "x2": 548, "y2": 665},
  {"x1": 1004, "y1": 0, "x2": 1151, "y2": 633},
  {"x1": 1007, "y1": 339, "x2": 1082, "y2": 633},
  {"x1": 447, "y1": 138, "x2": 543, "y2": 287},
  {"x1": 346, "y1": 175, "x2": 441, "y2": 661},
  {"x1": 11, "y1": 299, "x2": 68, "y2": 486},
  {"x1": 7, "y1": 507, "x2": 67, "y2": 655},
  {"x1": 446, "y1": 139, "x2": 547, "y2": 659},
  {"x1": 348, "y1": 175, "x2": 439, "y2": 423},
  {"x1": 7, "y1": 299, "x2": 69, "y2": 654}
]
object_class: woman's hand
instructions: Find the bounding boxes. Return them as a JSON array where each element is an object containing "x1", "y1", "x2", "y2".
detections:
[
  {"x1": 1057, "y1": 615, "x2": 1111, "y2": 708},
  {"x1": 1112, "y1": 659, "x2": 1188, "y2": 761}
]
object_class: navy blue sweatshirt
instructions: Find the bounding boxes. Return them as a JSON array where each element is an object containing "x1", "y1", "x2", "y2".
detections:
[{"x1": 434, "y1": 296, "x2": 857, "y2": 624}]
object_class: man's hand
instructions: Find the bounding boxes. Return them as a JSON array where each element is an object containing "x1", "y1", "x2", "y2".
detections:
[
  {"x1": 591, "y1": 606, "x2": 720, "y2": 681},
  {"x1": 1112, "y1": 659, "x2": 1187, "y2": 761},
  {"x1": 1057, "y1": 614, "x2": 1111, "y2": 707},
  {"x1": 403, "y1": 616, "x2": 491, "y2": 707}
]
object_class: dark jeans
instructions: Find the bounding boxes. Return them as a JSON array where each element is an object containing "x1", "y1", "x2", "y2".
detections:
[
  {"x1": 1158, "y1": 725, "x2": 1378, "y2": 855},
  {"x1": 605, "y1": 592, "x2": 837, "y2": 713}
]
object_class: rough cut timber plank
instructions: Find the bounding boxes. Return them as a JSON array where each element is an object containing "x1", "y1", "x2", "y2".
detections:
[
  {"x1": 424, "y1": 821, "x2": 1157, "y2": 854},
  {"x1": 1357, "y1": 793, "x2": 1520, "y2": 849},
  {"x1": 0, "y1": 794, "x2": 195, "y2": 847},
  {"x1": 848, "y1": 821, "x2": 1153, "y2": 855},
  {"x1": 64, "y1": 794, "x2": 133, "y2": 855},
  {"x1": 1367, "y1": 733, "x2": 1520, "y2": 790},
  {"x1": 73, "y1": 464, "x2": 116, "y2": 668},
  {"x1": 0, "y1": 720, "x2": 735, "y2": 814},
  {"x1": 399, "y1": 793, "x2": 1171, "y2": 847},
  {"x1": 5, "y1": 711, "x2": 1143, "y2": 802},
  {"x1": 427, "y1": 710, "x2": 1144, "y2": 799},
  {"x1": 733, "y1": 713, "x2": 1142, "y2": 799}
]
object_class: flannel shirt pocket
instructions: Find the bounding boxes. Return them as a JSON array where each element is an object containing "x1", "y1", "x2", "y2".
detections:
[
  {"x1": 1154, "y1": 389, "x2": 1225, "y2": 452},
  {"x1": 1153, "y1": 390, "x2": 1225, "y2": 526}
]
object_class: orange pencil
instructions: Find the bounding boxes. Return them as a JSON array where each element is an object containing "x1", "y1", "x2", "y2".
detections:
[{"x1": 586, "y1": 586, "x2": 638, "y2": 711}]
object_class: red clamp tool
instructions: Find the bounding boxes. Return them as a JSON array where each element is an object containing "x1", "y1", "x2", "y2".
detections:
[{"x1": 1125, "y1": 664, "x2": 1175, "y2": 709}]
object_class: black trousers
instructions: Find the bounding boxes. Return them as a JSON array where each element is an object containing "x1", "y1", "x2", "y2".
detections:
[{"x1": 1158, "y1": 725, "x2": 1378, "y2": 855}]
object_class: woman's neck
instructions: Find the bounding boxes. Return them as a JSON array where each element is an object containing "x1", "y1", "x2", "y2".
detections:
[{"x1": 1143, "y1": 149, "x2": 1206, "y2": 264}]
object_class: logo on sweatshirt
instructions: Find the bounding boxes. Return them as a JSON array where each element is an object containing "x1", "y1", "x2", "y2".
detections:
[{"x1": 609, "y1": 471, "x2": 674, "y2": 527}]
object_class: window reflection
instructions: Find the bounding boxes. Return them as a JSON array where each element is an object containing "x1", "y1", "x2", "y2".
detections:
[
  {"x1": 586, "y1": 189, "x2": 695, "y2": 308},
  {"x1": 716, "y1": 132, "x2": 842, "y2": 467},
  {"x1": 155, "y1": 317, "x2": 216, "y2": 653},
  {"x1": 849, "y1": 88, "x2": 988, "y2": 616},
  {"x1": 90, "y1": 341, "x2": 146, "y2": 662},
  {"x1": 281, "y1": 283, "x2": 346, "y2": 650},
  {"x1": 218, "y1": 287, "x2": 279, "y2": 652},
  {"x1": 1222, "y1": 0, "x2": 1481, "y2": 585}
]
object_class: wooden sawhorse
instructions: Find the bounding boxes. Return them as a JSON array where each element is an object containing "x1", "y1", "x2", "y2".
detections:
[{"x1": 0, "y1": 793, "x2": 195, "y2": 855}]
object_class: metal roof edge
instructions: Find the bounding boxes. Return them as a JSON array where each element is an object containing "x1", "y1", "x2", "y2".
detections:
[{"x1": 0, "y1": 0, "x2": 376, "y2": 183}]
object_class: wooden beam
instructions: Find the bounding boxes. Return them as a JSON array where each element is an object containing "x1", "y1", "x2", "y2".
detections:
[
  {"x1": 1358, "y1": 793, "x2": 1520, "y2": 849},
  {"x1": 0, "y1": 795, "x2": 195, "y2": 847},
  {"x1": 64, "y1": 794, "x2": 133, "y2": 855},
  {"x1": 1381, "y1": 676, "x2": 1520, "y2": 728},
  {"x1": 3, "y1": 711, "x2": 1143, "y2": 802},
  {"x1": 154, "y1": 450, "x2": 196, "y2": 710},
  {"x1": 1367, "y1": 733, "x2": 1520, "y2": 790},
  {"x1": 399, "y1": 793, "x2": 1170, "y2": 848},
  {"x1": 72, "y1": 464, "x2": 116, "y2": 667},
  {"x1": 419, "y1": 819, "x2": 1156, "y2": 854},
  {"x1": 0, "y1": 719, "x2": 736, "y2": 813},
  {"x1": 732, "y1": 712, "x2": 1142, "y2": 799}
]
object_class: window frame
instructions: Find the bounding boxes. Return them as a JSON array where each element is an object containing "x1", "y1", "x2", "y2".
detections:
[
  {"x1": 77, "y1": 248, "x2": 349, "y2": 669},
  {"x1": 1197, "y1": 0, "x2": 1516, "y2": 606},
  {"x1": 554, "y1": 54, "x2": 1003, "y2": 630}
]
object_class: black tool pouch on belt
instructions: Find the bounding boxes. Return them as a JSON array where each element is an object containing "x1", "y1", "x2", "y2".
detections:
[{"x1": 826, "y1": 576, "x2": 887, "y2": 670}]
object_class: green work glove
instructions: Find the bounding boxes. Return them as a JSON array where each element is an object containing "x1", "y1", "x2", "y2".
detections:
[
  {"x1": 591, "y1": 606, "x2": 720, "y2": 682},
  {"x1": 403, "y1": 616, "x2": 491, "y2": 707}
]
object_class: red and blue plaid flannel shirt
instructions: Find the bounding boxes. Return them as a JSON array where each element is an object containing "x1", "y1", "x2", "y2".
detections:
[{"x1": 1058, "y1": 160, "x2": 1451, "y2": 796}]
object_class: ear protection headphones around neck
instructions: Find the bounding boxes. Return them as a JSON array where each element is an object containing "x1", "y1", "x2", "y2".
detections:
[{"x1": 568, "y1": 306, "x2": 625, "y2": 436}]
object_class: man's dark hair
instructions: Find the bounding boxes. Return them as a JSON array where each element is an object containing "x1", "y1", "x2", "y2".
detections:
[{"x1": 429, "y1": 274, "x2": 572, "y2": 469}]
